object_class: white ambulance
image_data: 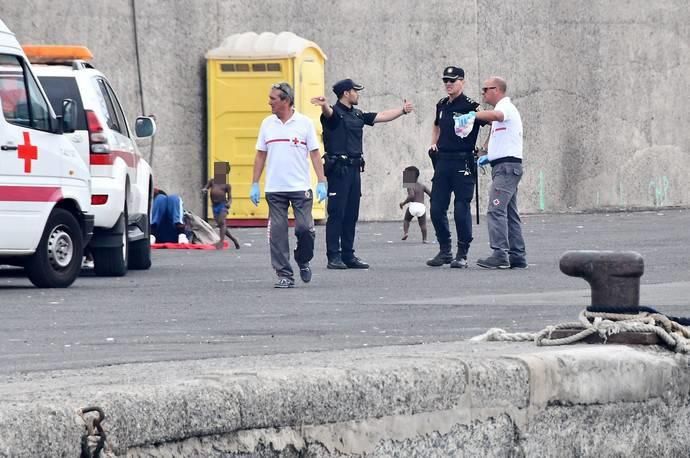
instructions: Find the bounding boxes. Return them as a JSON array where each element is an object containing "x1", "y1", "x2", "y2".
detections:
[
  {"x1": 26, "y1": 45, "x2": 156, "y2": 276},
  {"x1": 0, "y1": 19, "x2": 93, "y2": 287}
]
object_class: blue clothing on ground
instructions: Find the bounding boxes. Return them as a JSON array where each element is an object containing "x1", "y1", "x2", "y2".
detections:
[{"x1": 151, "y1": 194, "x2": 184, "y2": 243}]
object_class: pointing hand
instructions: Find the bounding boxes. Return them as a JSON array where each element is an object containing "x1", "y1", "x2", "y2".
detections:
[{"x1": 310, "y1": 96, "x2": 328, "y2": 106}]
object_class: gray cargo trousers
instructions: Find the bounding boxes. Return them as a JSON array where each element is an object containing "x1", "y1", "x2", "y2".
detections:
[
  {"x1": 487, "y1": 162, "x2": 526, "y2": 262},
  {"x1": 266, "y1": 190, "x2": 315, "y2": 280}
]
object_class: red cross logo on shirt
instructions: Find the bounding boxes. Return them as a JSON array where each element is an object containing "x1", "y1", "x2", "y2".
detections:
[
  {"x1": 18, "y1": 132, "x2": 38, "y2": 173},
  {"x1": 292, "y1": 137, "x2": 300, "y2": 145}
]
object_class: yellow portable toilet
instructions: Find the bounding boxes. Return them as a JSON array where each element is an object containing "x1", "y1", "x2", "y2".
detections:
[{"x1": 206, "y1": 31, "x2": 327, "y2": 226}]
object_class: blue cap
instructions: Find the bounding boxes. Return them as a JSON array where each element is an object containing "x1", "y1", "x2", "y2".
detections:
[{"x1": 332, "y1": 78, "x2": 364, "y2": 97}]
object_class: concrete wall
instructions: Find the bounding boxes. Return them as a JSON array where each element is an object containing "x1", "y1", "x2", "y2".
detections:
[
  {"x1": 4, "y1": 1, "x2": 689, "y2": 219},
  {"x1": 1, "y1": 343, "x2": 689, "y2": 456}
]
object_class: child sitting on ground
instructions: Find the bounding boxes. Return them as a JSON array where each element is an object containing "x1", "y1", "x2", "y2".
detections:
[
  {"x1": 399, "y1": 166, "x2": 431, "y2": 242},
  {"x1": 202, "y1": 164, "x2": 240, "y2": 250}
]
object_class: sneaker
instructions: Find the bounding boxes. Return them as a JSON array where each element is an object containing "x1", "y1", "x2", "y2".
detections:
[
  {"x1": 274, "y1": 277, "x2": 295, "y2": 288},
  {"x1": 81, "y1": 257, "x2": 94, "y2": 269},
  {"x1": 299, "y1": 264, "x2": 312, "y2": 283},
  {"x1": 450, "y1": 257, "x2": 468, "y2": 268},
  {"x1": 343, "y1": 257, "x2": 369, "y2": 269},
  {"x1": 178, "y1": 233, "x2": 189, "y2": 244},
  {"x1": 510, "y1": 258, "x2": 528, "y2": 269},
  {"x1": 477, "y1": 256, "x2": 510, "y2": 269},
  {"x1": 426, "y1": 251, "x2": 453, "y2": 267}
]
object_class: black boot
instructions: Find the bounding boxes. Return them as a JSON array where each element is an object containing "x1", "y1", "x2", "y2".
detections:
[
  {"x1": 426, "y1": 245, "x2": 453, "y2": 267},
  {"x1": 450, "y1": 242, "x2": 469, "y2": 269}
]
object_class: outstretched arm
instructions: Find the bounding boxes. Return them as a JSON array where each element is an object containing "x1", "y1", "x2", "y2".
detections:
[
  {"x1": 374, "y1": 99, "x2": 414, "y2": 123},
  {"x1": 475, "y1": 110, "x2": 504, "y2": 123},
  {"x1": 311, "y1": 96, "x2": 334, "y2": 118}
]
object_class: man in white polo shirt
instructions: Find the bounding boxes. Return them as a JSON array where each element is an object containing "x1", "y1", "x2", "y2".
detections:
[
  {"x1": 250, "y1": 82, "x2": 327, "y2": 288},
  {"x1": 456, "y1": 76, "x2": 526, "y2": 269}
]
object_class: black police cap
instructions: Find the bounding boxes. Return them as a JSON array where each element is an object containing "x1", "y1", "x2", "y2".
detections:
[
  {"x1": 442, "y1": 66, "x2": 464, "y2": 80},
  {"x1": 333, "y1": 78, "x2": 365, "y2": 97}
]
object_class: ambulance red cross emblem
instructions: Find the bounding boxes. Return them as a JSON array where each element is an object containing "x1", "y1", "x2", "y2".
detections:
[
  {"x1": 18, "y1": 132, "x2": 38, "y2": 173},
  {"x1": 292, "y1": 137, "x2": 300, "y2": 145}
]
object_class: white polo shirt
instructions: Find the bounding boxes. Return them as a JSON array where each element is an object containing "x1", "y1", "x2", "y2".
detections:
[
  {"x1": 487, "y1": 97, "x2": 523, "y2": 161},
  {"x1": 256, "y1": 110, "x2": 320, "y2": 193}
]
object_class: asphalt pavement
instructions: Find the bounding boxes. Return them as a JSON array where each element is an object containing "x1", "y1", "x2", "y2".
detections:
[{"x1": 1, "y1": 209, "x2": 689, "y2": 375}]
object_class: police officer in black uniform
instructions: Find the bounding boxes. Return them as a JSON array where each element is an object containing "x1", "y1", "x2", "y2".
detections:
[
  {"x1": 426, "y1": 66, "x2": 484, "y2": 268},
  {"x1": 312, "y1": 79, "x2": 414, "y2": 269}
]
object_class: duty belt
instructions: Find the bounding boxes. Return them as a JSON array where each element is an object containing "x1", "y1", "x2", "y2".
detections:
[
  {"x1": 328, "y1": 154, "x2": 363, "y2": 166},
  {"x1": 436, "y1": 151, "x2": 474, "y2": 160}
]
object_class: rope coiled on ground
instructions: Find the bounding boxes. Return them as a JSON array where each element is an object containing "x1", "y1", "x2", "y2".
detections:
[{"x1": 469, "y1": 310, "x2": 690, "y2": 353}]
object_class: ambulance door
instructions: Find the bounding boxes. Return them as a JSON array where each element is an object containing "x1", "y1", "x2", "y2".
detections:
[{"x1": 0, "y1": 53, "x2": 64, "y2": 251}]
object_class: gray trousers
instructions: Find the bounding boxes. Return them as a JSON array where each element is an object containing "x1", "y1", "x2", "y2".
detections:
[
  {"x1": 266, "y1": 190, "x2": 315, "y2": 279},
  {"x1": 487, "y1": 162, "x2": 526, "y2": 261}
]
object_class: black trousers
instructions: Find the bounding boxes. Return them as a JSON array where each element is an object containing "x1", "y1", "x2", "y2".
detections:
[
  {"x1": 430, "y1": 157, "x2": 475, "y2": 255},
  {"x1": 326, "y1": 164, "x2": 361, "y2": 261}
]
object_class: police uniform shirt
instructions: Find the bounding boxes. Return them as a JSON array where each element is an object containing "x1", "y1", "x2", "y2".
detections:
[
  {"x1": 321, "y1": 101, "x2": 377, "y2": 157},
  {"x1": 434, "y1": 94, "x2": 482, "y2": 154}
]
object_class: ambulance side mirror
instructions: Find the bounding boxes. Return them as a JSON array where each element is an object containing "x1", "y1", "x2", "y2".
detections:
[
  {"x1": 135, "y1": 116, "x2": 156, "y2": 138},
  {"x1": 59, "y1": 98, "x2": 77, "y2": 134}
]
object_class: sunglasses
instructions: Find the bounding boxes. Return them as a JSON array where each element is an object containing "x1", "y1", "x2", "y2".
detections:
[
  {"x1": 481, "y1": 86, "x2": 497, "y2": 93},
  {"x1": 272, "y1": 82, "x2": 291, "y2": 95},
  {"x1": 442, "y1": 78, "x2": 460, "y2": 84}
]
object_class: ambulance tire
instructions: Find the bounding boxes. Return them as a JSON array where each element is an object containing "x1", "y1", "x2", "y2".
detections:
[
  {"x1": 93, "y1": 204, "x2": 129, "y2": 277},
  {"x1": 128, "y1": 209, "x2": 151, "y2": 270},
  {"x1": 26, "y1": 208, "x2": 83, "y2": 288}
]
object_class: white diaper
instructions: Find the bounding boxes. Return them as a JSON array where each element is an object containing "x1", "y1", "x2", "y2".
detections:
[{"x1": 408, "y1": 202, "x2": 426, "y2": 217}]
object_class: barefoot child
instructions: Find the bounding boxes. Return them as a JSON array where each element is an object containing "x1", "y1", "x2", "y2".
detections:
[
  {"x1": 399, "y1": 166, "x2": 431, "y2": 242},
  {"x1": 202, "y1": 163, "x2": 240, "y2": 249}
]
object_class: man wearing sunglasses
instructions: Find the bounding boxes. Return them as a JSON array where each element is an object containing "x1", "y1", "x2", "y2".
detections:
[
  {"x1": 426, "y1": 66, "x2": 484, "y2": 269},
  {"x1": 311, "y1": 79, "x2": 413, "y2": 270},
  {"x1": 250, "y1": 82, "x2": 327, "y2": 288},
  {"x1": 455, "y1": 76, "x2": 526, "y2": 269}
]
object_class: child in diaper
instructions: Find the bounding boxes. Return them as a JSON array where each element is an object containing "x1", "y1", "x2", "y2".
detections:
[{"x1": 399, "y1": 166, "x2": 432, "y2": 242}]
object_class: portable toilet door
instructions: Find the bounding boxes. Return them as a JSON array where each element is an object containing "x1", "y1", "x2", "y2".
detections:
[{"x1": 206, "y1": 31, "x2": 327, "y2": 226}]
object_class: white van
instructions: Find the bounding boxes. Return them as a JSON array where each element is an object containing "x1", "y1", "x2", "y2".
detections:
[
  {"x1": 0, "y1": 19, "x2": 93, "y2": 287},
  {"x1": 27, "y1": 45, "x2": 156, "y2": 276}
]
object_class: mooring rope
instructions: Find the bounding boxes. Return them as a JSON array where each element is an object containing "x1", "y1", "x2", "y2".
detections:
[{"x1": 470, "y1": 310, "x2": 690, "y2": 353}]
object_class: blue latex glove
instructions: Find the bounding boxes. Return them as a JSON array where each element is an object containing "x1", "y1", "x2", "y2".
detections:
[
  {"x1": 249, "y1": 182, "x2": 260, "y2": 206},
  {"x1": 316, "y1": 182, "x2": 328, "y2": 202},
  {"x1": 455, "y1": 111, "x2": 476, "y2": 127},
  {"x1": 477, "y1": 155, "x2": 490, "y2": 167}
]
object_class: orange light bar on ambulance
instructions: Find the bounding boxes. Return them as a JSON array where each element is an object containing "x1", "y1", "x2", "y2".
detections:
[{"x1": 22, "y1": 45, "x2": 93, "y2": 63}]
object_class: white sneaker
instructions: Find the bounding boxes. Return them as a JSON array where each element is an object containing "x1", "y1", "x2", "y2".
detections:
[
  {"x1": 81, "y1": 257, "x2": 94, "y2": 269},
  {"x1": 178, "y1": 234, "x2": 189, "y2": 244}
]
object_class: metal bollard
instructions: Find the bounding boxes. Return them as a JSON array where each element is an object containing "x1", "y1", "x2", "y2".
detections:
[{"x1": 559, "y1": 250, "x2": 644, "y2": 312}]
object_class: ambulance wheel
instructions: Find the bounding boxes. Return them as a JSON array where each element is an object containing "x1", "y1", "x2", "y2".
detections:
[
  {"x1": 26, "y1": 208, "x2": 83, "y2": 288},
  {"x1": 93, "y1": 204, "x2": 129, "y2": 277},
  {"x1": 128, "y1": 201, "x2": 151, "y2": 270}
]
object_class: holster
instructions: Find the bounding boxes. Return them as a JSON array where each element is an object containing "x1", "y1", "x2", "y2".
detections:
[{"x1": 323, "y1": 154, "x2": 338, "y2": 177}]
